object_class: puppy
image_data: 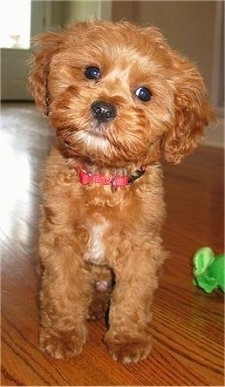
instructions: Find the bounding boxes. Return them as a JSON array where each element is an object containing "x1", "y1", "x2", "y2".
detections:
[{"x1": 28, "y1": 20, "x2": 214, "y2": 364}]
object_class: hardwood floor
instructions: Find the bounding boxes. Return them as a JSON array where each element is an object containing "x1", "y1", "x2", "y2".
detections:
[{"x1": 1, "y1": 103, "x2": 224, "y2": 386}]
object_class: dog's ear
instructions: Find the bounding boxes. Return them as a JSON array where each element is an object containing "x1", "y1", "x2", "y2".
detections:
[
  {"x1": 27, "y1": 31, "x2": 65, "y2": 114},
  {"x1": 161, "y1": 53, "x2": 215, "y2": 164}
]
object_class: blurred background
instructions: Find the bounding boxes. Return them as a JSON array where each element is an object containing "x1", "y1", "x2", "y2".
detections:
[{"x1": 1, "y1": 0, "x2": 224, "y2": 146}]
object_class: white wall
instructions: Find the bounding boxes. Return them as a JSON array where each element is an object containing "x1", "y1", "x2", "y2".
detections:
[{"x1": 63, "y1": 1, "x2": 101, "y2": 23}]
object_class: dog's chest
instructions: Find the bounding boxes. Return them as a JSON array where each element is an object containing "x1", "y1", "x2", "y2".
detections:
[{"x1": 83, "y1": 217, "x2": 110, "y2": 265}]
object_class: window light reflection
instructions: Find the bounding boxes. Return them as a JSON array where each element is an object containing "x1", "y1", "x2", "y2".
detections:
[
  {"x1": 0, "y1": 134, "x2": 32, "y2": 239},
  {"x1": 0, "y1": 0, "x2": 31, "y2": 49}
]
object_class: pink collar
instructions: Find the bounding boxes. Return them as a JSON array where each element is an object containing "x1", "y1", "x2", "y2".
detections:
[{"x1": 77, "y1": 166, "x2": 146, "y2": 191}]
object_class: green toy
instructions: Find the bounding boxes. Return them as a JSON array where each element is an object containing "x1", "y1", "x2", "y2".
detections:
[{"x1": 193, "y1": 247, "x2": 225, "y2": 293}]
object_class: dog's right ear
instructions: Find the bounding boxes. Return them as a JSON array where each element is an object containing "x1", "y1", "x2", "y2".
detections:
[{"x1": 27, "y1": 31, "x2": 65, "y2": 114}]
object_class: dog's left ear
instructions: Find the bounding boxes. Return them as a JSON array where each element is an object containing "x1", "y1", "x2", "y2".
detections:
[
  {"x1": 161, "y1": 52, "x2": 215, "y2": 164},
  {"x1": 27, "y1": 31, "x2": 65, "y2": 114}
]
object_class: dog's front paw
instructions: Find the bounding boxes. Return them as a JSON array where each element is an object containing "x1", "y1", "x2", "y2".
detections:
[
  {"x1": 104, "y1": 334, "x2": 152, "y2": 364},
  {"x1": 40, "y1": 326, "x2": 87, "y2": 359}
]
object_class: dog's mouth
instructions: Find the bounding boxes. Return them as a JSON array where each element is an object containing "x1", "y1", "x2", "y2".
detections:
[
  {"x1": 55, "y1": 113, "x2": 149, "y2": 167},
  {"x1": 89, "y1": 121, "x2": 109, "y2": 138},
  {"x1": 57, "y1": 124, "x2": 112, "y2": 156}
]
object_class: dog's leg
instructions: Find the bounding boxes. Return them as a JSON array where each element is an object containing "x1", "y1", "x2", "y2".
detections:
[
  {"x1": 87, "y1": 265, "x2": 114, "y2": 321},
  {"x1": 39, "y1": 233, "x2": 91, "y2": 359},
  {"x1": 104, "y1": 241, "x2": 164, "y2": 364}
]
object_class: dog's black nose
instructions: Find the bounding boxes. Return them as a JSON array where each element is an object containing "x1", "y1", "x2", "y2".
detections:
[{"x1": 91, "y1": 101, "x2": 116, "y2": 123}]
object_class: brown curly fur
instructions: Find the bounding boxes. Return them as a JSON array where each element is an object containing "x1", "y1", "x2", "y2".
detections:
[{"x1": 28, "y1": 20, "x2": 214, "y2": 364}]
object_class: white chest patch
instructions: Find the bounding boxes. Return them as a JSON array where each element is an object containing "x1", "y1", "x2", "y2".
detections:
[{"x1": 84, "y1": 219, "x2": 110, "y2": 265}]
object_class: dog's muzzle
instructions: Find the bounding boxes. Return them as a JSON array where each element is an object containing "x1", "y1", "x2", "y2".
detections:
[{"x1": 91, "y1": 100, "x2": 117, "y2": 123}]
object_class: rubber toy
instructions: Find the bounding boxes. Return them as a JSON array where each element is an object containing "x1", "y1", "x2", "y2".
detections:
[{"x1": 193, "y1": 247, "x2": 225, "y2": 293}]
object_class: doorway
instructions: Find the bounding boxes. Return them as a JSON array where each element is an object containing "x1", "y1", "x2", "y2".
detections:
[{"x1": 1, "y1": 0, "x2": 51, "y2": 100}]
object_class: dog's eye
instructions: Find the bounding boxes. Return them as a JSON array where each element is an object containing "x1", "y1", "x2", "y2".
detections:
[
  {"x1": 134, "y1": 87, "x2": 152, "y2": 102},
  {"x1": 84, "y1": 66, "x2": 101, "y2": 80}
]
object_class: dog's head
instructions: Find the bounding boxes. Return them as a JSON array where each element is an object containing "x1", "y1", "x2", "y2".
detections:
[{"x1": 28, "y1": 20, "x2": 214, "y2": 167}]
